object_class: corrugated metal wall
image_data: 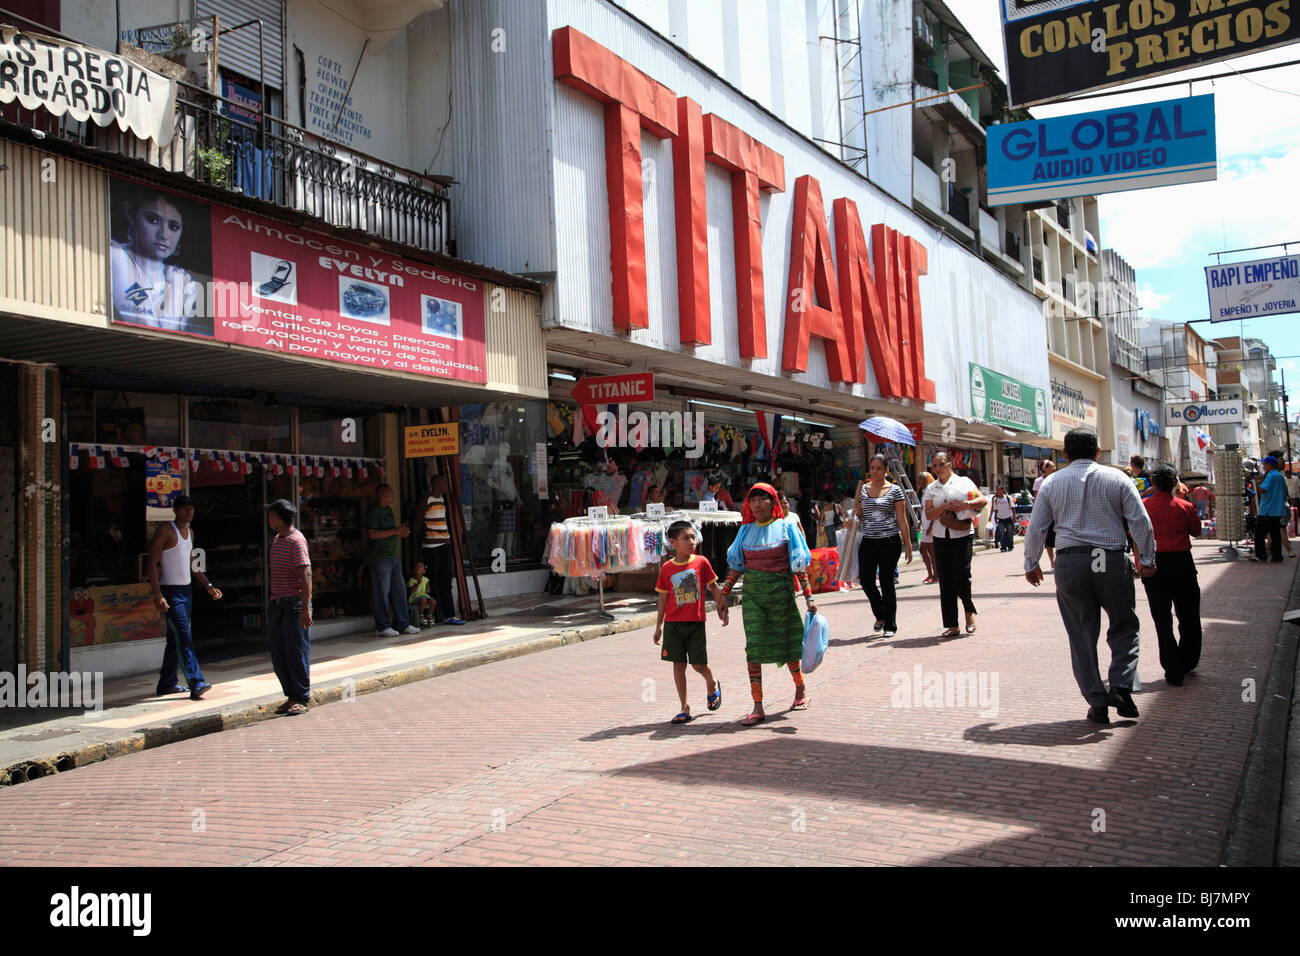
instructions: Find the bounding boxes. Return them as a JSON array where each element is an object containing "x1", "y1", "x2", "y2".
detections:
[
  {"x1": 449, "y1": 0, "x2": 556, "y2": 275},
  {"x1": 0, "y1": 140, "x2": 108, "y2": 323},
  {"x1": 198, "y1": 0, "x2": 286, "y2": 89},
  {"x1": 485, "y1": 285, "x2": 547, "y2": 398}
]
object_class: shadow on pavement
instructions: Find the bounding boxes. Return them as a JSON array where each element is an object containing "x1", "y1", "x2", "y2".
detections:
[{"x1": 962, "y1": 719, "x2": 1120, "y2": 746}]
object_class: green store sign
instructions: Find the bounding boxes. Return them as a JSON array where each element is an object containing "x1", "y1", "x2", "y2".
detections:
[{"x1": 969, "y1": 363, "x2": 1047, "y2": 434}]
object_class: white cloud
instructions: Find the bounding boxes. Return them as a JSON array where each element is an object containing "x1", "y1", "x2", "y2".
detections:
[
  {"x1": 1100, "y1": 146, "x2": 1300, "y2": 270},
  {"x1": 1137, "y1": 287, "x2": 1171, "y2": 312}
]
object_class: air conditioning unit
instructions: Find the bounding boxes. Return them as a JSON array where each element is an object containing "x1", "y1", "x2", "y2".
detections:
[{"x1": 914, "y1": 17, "x2": 934, "y2": 50}]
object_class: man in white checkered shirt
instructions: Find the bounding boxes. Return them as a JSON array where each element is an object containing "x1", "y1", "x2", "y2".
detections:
[{"x1": 1024, "y1": 428, "x2": 1157, "y2": 725}]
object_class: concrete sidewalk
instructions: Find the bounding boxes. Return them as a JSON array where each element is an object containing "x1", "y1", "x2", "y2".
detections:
[{"x1": 0, "y1": 589, "x2": 671, "y2": 784}]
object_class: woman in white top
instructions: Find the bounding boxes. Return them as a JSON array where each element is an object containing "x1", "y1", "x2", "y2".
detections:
[
  {"x1": 922, "y1": 453, "x2": 988, "y2": 637},
  {"x1": 857, "y1": 454, "x2": 913, "y2": 637},
  {"x1": 916, "y1": 471, "x2": 938, "y2": 584},
  {"x1": 110, "y1": 191, "x2": 205, "y2": 335}
]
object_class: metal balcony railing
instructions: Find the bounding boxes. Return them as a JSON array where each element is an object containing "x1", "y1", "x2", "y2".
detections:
[{"x1": 1, "y1": 70, "x2": 451, "y2": 256}]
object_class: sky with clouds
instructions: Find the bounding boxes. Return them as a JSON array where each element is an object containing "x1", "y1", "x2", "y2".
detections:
[{"x1": 946, "y1": 1, "x2": 1300, "y2": 413}]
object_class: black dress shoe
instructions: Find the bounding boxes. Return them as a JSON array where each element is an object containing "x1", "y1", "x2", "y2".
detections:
[
  {"x1": 1165, "y1": 673, "x2": 1184, "y2": 686},
  {"x1": 1087, "y1": 705, "x2": 1110, "y2": 724},
  {"x1": 1108, "y1": 687, "x2": 1139, "y2": 718}
]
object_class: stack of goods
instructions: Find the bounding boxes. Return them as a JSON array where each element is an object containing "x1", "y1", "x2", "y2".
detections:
[{"x1": 544, "y1": 517, "x2": 648, "y2": 577}]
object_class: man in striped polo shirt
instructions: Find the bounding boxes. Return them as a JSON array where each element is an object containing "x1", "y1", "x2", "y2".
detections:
[
  {"x1": 264, "y1": 498, "x2": 313, "y2": 716},
  {"x1": 423, "y1": 473, "x2": 463, "y2": 625}
]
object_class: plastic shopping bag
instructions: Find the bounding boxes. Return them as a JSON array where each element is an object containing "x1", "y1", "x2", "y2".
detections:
[{"x1": 802, "y1": 611, "x2": 829, "y2": 674}]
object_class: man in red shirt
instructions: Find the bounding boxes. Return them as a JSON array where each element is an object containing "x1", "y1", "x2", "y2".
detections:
[
  {"x1": 652, "y1": 520, "x2": 728, "y2": 724},
  {"x1": 1141, "y1": 465, "x2": 1203, "y2": 686},
  {"x1": 1191, "y1": 483, "x2": 1212, "y2": 521},
  {"x1": 265, "y1": 498, "x2": 313, "y2": 715}
]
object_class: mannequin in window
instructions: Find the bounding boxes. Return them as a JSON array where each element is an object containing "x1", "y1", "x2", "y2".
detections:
[{"x1": 488, "y1": 444, "x2": 521, "y2": 555}]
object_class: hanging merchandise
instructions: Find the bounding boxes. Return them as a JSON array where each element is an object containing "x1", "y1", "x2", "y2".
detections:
[{"x1": 543, "y1": 516, "x2": 648, "y2": 578}]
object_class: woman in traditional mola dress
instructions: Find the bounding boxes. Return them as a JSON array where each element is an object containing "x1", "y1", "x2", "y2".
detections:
[{"x1": 720, "y1": 483, "x2": 816, "y2": 726}]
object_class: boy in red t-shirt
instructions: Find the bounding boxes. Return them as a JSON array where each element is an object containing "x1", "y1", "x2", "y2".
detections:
[{"x1": 653, "y1": 520, "x2": 729, "y2": 724}]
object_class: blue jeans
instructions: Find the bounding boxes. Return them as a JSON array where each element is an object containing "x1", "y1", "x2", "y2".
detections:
[
  {"x1": 996, "y1": 517, "x2": 1015, "y2": 551},
  {"x1": 268, "y1": 597, "x2": 311, "y2": 702},
  {"x1": 367, "y1": 556, "x2": 410, "y2": 630},
  {"x1": 158, "y1": 584, "x2": 204, "y2": 692}
]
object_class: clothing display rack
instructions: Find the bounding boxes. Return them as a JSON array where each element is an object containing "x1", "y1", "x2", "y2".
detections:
[{"x1": 544, "y1": 515, "x2": 647, "y2": 619}]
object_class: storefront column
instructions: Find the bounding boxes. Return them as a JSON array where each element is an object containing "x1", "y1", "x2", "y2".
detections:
[{"x1": 19, "y1": 364, "x2": 63, "y2": 673}]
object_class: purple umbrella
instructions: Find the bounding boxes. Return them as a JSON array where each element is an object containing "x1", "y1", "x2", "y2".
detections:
[{"x1": 858, "y1": 416, "x2": 915, "y2": 446}]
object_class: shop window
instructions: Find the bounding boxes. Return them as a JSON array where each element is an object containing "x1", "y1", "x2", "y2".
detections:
[
  {"x1": 66, "y1": 390, "x2": 181, "y2": 445},
  {"x1": 188, "y1": 397, "x2": 291, "y2": 452},
  {"x1": 298, "y1": 468, "x2": 380, "y2": 623},
  {"x1": 298, "y1": 407, "x2": 381, "y2": 457}
]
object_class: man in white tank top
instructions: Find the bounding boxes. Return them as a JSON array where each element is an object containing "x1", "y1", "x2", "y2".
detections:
[{"x1": 149, "y1": 495, "x2": 223, "y2": 699}]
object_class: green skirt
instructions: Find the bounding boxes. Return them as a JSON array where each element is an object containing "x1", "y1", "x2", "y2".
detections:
[{"x1": 741, "y1": 570, "x2": 804, "y2": 664}]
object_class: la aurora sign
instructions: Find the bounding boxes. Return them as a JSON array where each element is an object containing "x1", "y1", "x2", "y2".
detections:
[{"x1": 552, "y1": 27, "x2": 936, "y2": 403}]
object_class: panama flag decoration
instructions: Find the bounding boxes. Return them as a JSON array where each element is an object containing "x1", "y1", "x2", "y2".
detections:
[
  {"x1": 1196, "y1": 428, "x2": 1212, "y2": 451},
  {"x1": 110, "y1": 446, "x2": 129, "y2": 468},
  {"x1": 88, "y1": 446, "x2": 105, "y2": 470},
  {"x1": 69, "y1": 443, "x2": 80, "y2": 470},
  {"x1": 357, "y1": 460, "x2": 368, "y2": 478},
  {"x1": 753, "y1": 411, "x2": 783, "y2": 458}
]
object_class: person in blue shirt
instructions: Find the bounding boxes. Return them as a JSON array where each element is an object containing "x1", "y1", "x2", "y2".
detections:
[{"x1": 1254, "y1": 456, "x2": 1288, "y2": 562}]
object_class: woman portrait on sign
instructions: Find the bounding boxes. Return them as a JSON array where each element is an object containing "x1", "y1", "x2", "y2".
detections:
[{"x1": 110, "y1": 183, "x2": 212, "y2": 337}]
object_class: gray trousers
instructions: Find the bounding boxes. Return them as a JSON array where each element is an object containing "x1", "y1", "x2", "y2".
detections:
[{"x1": 1053, "y1": 549, "x2": 1139, "y2": 708}]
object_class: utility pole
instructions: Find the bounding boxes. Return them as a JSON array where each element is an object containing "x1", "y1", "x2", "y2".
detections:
[{"x1": 1284, "y1": 368, "x2": 1293, "y2": 468}]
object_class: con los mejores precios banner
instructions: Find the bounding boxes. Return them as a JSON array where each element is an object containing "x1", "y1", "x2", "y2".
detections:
[{"x1": 107, "y1": 176, "x2": 486, "y2": 383}]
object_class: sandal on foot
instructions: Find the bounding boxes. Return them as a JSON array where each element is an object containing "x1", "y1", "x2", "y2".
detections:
[
  {"x1": 284, "y1": 702, "x2": 309, "y2": 716},
  {"x1": 670, "y1": 711, "x2": 693, "y2": 724},
  {"x1": 791, "y1": 697, "x2": 809, "y2": 711},
  {"x1": 707, "y1": 682, "x2": 722, "y2": 711},
  {"x1": 740, "y1": 711, "x2": 765, "y2": 726},
  {"x1": 966, "y1": 614, "x2": 978, "y2": 634},
  {"x1": 940, "y1": 627, "x2": 961, "y2": 638},
  {"x1": 274, "y1": 699, "x2": 293, "y2": 714}
]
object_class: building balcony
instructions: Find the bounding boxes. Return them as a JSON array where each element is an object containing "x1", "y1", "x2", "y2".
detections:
[
  {"x1": 1, "y1": 67, "x2": 451, "y2": 256},
  {"x1": 911, "y1": 156, "x2": 974, "y2": 241}
]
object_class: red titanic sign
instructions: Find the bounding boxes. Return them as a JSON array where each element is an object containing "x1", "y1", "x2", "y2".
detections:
[
  {"x1": 553, "y1": 27, "x2": 936, "y2": 404},
  {"x1": 571, "y1": 372, "x2": 655, "y2": 405}
]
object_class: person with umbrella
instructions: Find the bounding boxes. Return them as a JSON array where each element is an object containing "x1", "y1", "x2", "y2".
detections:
[
  {"x1": 857, "y1": 453, "x2": 913, "y2": 636},
  {"x1": 719, "y1": 483, "x2": 815, "y2": 725}
]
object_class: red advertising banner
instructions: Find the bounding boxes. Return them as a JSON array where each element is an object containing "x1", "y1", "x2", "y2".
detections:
[
  {"x1": 107, "y1": 175, "x2": 487, "y2": 383},
  {"x1": 570, "y1": 372, "x2": 655, "y2": 405}
]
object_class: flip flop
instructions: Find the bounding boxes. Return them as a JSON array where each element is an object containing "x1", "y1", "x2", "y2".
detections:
[
  {"x1": 940, "y1": 627, "x2": 961, "y2": 638},
  {"x1": 739, "y1": 711, "x2": 765, "y2": 726},
  {"x1": 707, "y1": 681, "x2": 722, "y2": 711},
  {"x1": 670, "y1": 711, "x2": 693, "y2": 724},
  {"x1": 791, "y1": 697, "x2": 809, "y2": 711}
]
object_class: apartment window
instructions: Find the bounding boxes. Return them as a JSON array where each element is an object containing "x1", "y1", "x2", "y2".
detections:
[{"x1": 1055, "y1": 201, "x2": 1071, "y2": 230}]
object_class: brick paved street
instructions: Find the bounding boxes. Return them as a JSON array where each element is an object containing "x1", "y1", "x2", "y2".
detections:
[{"x1": 0, "y1": 542, "x2": 1293, "y2": 866}]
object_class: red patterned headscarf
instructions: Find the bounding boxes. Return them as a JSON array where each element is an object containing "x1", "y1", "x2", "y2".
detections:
[{"x1": 742, "y1": 483, "x2": 784, "y2": 523}]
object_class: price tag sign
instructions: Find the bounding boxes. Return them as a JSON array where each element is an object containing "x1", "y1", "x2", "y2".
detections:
[
  {"x1": 587, "y1": 506, "x2": 609, "y2": 519},
  {"x1": 699, "y1": 499, "x2": 719, "y2": 512},
  {"x1": 646, "y1": 502, "x2": 665, "y2": 518}
]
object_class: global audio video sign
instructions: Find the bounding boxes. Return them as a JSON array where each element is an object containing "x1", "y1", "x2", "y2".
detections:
[
  {"x1": 1000, "y1": 0, "x2": 1300, "y2": 106},
  {"x1": 988, "y1": 94, "x2": 1216, "y2": 205}
]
